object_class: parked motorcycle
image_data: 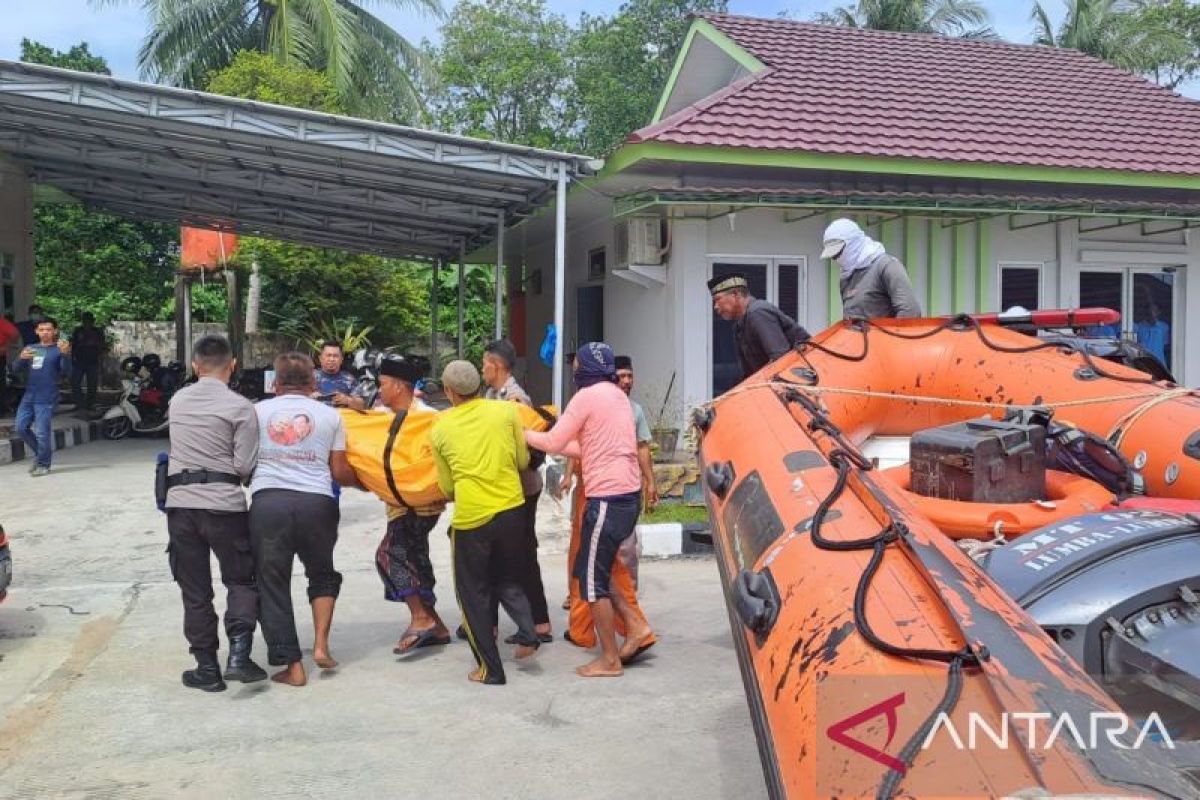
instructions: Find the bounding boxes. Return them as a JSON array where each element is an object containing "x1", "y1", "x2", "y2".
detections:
[{"x1": 101, "y1": 354, "x2": 186, "y2": 440}]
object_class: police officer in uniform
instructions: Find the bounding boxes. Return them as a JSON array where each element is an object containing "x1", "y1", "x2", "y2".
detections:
[{"x1": 164, "y1": 335, "x2": 266, "y2": 691}]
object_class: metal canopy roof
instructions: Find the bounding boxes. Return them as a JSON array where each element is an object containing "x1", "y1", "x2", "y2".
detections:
[{"x1": 0, "y1": 60, "x2": 597, "y2": 261}]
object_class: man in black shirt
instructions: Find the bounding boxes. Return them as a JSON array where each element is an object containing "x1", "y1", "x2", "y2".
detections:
[
  {"x1": 708, "y1": 273, "x2": 809, "y2": 387},
  {"x1": 69, "y1": 312, "x2": 106, "y2": 411}
]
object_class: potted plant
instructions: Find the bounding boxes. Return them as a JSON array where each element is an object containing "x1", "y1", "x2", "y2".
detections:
[{"x1": 650, "y1": 372, "x2": 679, "y2": 463}]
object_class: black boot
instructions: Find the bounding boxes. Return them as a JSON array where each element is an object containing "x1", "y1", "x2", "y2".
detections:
[
  {"x1": 224, "y1": 632, "x2": 268, "y2": 683},
  {"x1": 182, "y1": 651, "x2": 226, "y2": 692}
]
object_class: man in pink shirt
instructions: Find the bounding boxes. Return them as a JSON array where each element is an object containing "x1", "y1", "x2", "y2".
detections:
[{"x1": 526, "y1": 342, "x2": 652, "y2": 678}]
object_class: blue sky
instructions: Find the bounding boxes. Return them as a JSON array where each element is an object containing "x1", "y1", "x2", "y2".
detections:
[{"x1": 2, "y1": 0, "x2": 1195, "y2": 98}]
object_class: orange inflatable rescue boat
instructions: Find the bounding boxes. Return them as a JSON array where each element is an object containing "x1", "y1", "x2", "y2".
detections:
[{"x1": 696, "y1": 312, "x2": 1200, "y2": 798}]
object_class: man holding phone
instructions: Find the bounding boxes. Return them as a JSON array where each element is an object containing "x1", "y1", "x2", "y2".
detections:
[{"x1": 15, "y1": 317, "x2": 71, "y2": 476}]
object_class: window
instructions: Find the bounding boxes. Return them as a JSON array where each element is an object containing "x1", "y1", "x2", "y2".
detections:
[
  {"x1": 0, "y1": 252, "x2": 14, "y2": 318},
  {"x1": 587, "y1": 247, "x2": 606, "y2": 282},
  {"x1": 998, "y1": 263, "x2": 1042, "y2": 311}
]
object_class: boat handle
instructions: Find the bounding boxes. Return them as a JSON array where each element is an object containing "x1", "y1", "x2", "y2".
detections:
[
  {"x1": 705, "y1": 461, "x2": 736, "y2": 499},
  {"x1": 733, "y1": 568, "x2": 781, "y2": 643}
]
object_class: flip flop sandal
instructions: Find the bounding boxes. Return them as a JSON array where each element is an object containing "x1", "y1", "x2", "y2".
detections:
[
  {"x1": 620, "y1": 641, "x2": 656, "y2": 665},
  {"x1": 394, "y1": 628, "x2": 452, "y2": 654},
  {"x1": 504, "y1": 632, "x2": 554, "y2": 645}
]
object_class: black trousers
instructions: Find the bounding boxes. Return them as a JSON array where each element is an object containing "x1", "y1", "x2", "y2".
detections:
[
  {"x1": 166, "y1": 508, "x2": 258, "y2": 656},
  {"x1": 249, "y1": 489, "x2": 342, "y2": 666},
  {"x1": 70, "y1": 363, "x2": 99, "y2": 409},
  {"x1": 453, "y1": 505, "x2": 537, "y2": 685},
  {"x1": 520, "y1": 493, "x2": 551, "y2": 626}
]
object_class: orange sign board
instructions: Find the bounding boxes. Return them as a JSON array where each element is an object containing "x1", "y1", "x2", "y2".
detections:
[{"x1": 180, "y1": 227, "x2": 238, "y2": 271}]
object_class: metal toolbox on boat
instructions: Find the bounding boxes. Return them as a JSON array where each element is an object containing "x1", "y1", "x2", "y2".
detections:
[{"x1": 910, "y1": 418, "x2": 1046, "y2": 503}]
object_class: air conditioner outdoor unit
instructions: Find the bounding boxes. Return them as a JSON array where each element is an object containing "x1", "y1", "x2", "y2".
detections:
[{"x1": 615, "y1": 216, "x2": 664, "y2": 267}]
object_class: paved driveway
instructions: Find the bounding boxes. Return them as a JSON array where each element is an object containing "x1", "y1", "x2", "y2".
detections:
[{"x1": 0, "y1": 439, "x2": 765, "y2": 799}]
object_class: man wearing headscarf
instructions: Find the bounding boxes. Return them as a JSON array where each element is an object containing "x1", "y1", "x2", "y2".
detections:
[
  {"x1": 708, "y1": 274, "x2": 809, "y2": 382},
  {"x1": 822, "y1": 218, "x2": 922, "y2": 320},
  {"x1": 526, "y1": 342, "x2": 651, "y2": 678}
]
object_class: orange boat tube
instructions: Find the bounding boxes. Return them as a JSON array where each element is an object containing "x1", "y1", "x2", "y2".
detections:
[{"x1": 696, "y1": 316, "x2": 1200, "y2": 799}]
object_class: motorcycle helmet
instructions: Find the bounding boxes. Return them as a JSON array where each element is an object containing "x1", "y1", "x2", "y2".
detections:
[
  {"x1": 120, "y1": 356, "x2": 143, "y2": 375},
  {"x1": 141, "y1": 353, "x2": 162, "y2": 372}
]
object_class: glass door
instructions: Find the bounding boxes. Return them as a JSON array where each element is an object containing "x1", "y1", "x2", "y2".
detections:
[
  {"x1": 1077, "y1": 267, "x2": 1178, "y2": 374},
  {"x1": 1131, "y1": 270, "x2": 1175, "y2": 373},
  {"x1": 709, "y1": 258, "x2": 808, "y2": 395},
  {"x1": 711, "y1": 261, "x2": 767, "y2": 396}
]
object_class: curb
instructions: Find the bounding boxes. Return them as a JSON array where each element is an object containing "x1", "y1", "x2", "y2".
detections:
[
  {"x1": 0, "y1": 416, "x2": 103, "y2": 466},
  {"x1": 636, "y1": 521, "x2": 714, "y2": 557}
]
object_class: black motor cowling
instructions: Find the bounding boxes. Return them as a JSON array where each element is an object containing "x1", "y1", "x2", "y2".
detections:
[{"x1": 984, "y1": 509, "x2": 1200, "y2": 714}]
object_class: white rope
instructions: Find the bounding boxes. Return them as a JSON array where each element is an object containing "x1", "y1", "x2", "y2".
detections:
[
  {"x1": 699, "y1": 379, "x2": 1197, "y2": 414},
  {"x1": 1106, "y1": 387, "x2": 1199, "y2": 448}
]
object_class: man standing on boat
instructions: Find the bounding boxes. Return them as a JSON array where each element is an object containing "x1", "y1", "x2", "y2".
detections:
[
  {"x1": 822, "y1": 218, "x2": 921, "y2": 320},
  {"x1": 709, "y1": 274, "x2": 809, "y2": 380}
]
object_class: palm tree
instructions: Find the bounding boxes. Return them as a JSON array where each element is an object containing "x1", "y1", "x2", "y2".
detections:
[
  {"x1": 1031, "y1": 0, "x2": 1189, "y2": 74},
  {"x1": 814, "y1": 0, "x2": 998, "y2": 39},
  {"x1": 92, "y1": 0, "x2": 444, "y2": 122}
]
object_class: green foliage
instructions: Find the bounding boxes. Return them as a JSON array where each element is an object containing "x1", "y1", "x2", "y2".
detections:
[
  {"x1": 570, "y1": 0, "x2": 729, "y2": 156},
  {"x1": 428, "y1": 0, "x2": 577, "y2": 148},
  {"x1": 158, "y1": 280, "x2": 230, "y2": 322},
  {"x1": 1032, "y1": 0, "x2": 1192, "y2": 77},
  {"x1": 639, "y1": 503, "x2": 710, "y2": 525},
  {"x1": 32, "y1": 204, "x2": 180, "y2": 330},
  {"x1": 1130, "y1": 0, "x2": 1200, "y2": 88},
  {"x1": 235, "y1": 239, "x2": 432, "y2": 352},
  {"x1": 432, "y1": 263, "x2": 500, "y2": 365},
  {"x1": 92, "y1": 0, "x2": 444, "y2": 123},
  {"x1": 19, "y1": 39, "x2": 112, "y2": 73},
  {"x1": 205, "y1": 51, "x2": 345, "y2": 112},
  {"x1": 284, "y1": 316, "x2": 376, "y2": 358},
  {"x1": 813, "y1": 0, "x2": 997, "y2": 38}
]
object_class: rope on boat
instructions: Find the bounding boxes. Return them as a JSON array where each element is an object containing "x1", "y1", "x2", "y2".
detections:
[
  {"x1": 774, "y1": 388, "x2": 982, "y2": 799},
  {"x1": 1106, "y1": 387, "x2": 1200, "y2": 448},
  {"x1": 702, "y1": 379, "x2": 1196, "y2": 414}
]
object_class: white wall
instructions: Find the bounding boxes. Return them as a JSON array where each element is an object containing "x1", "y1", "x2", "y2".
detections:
[
  {"x1": 0, "y1": 162, "x2": 35, "y2": 324},
  {"x1": 522, "y1": 205, "x2": 1200, "y2": 411}
]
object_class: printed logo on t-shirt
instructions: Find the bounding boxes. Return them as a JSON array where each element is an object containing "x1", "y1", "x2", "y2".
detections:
[{"x1": 266, "y1": 411, "x2": 316, "y2": 447}]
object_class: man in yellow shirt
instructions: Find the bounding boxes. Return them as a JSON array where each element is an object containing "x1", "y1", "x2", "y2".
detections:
[{"x1": 431, "y1": 360, "x2": 540, "y2": 685}]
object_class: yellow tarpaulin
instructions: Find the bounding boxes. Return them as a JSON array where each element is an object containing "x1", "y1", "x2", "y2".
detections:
[{"x1": 340, "y1": 401, "x2": 557, "y2": 508}]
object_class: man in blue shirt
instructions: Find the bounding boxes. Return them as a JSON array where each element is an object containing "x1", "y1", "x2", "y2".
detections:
[
  {"x1": 15, "y1": 317, "x2": 71, "y2": 475},
  {"x1": 311, "y1": 341, "x2": 364, "y2": 410},
  {"x1": 1134, "y1": 304, "x2": 1170, "y2": 370}
]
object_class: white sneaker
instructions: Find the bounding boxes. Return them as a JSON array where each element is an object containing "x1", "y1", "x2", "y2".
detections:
[{"x1": 30, "y1": 466, "x2": 50, "y2": 477}]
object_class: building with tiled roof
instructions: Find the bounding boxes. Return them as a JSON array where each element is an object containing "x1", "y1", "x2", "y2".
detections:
[{"x1": 510, "y1": 13, "x2": 1200, "y2": 409}]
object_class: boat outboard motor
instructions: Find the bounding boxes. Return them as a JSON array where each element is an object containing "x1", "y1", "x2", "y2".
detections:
[{"x1": 983, "y1": 508, "x2": 1200, "y2": 717}]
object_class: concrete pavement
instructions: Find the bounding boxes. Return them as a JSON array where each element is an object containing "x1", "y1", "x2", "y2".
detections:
[{"x1": 0, "y1": 438, "x2": 765, "y2": 799}]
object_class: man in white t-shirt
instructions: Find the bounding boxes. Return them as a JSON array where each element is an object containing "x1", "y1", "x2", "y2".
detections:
[{"x1": 249, "y1": 351, "x2": 359, "y2": 687}]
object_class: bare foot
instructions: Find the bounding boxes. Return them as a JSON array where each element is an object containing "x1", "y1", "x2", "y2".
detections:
[
  {"x1": 468, "y1": 668, "x2": 486, "y2": 683},
  {"x1": 271, "y1": 662, "x2": 307, "y2": 686},
  {"x1": 514, "y1": 643, "x2": 538, "y2": 660},
  {"x1": 618, "y1": 627, "x2": 655, "y2": 663},
  {"x1": 576, "y1": 657, "x2": 623, "y2": 678},
  {"x1": 535, "y1": 624, "x2": 552, "y2": 638},
  {"x1": 313, "y1": 645, "x2": 338, "y2": 669}
]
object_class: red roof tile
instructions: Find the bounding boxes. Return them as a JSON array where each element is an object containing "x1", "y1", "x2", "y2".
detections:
[{"x1": 627, "y1": 14, "x2": 1200, "y2": 175}]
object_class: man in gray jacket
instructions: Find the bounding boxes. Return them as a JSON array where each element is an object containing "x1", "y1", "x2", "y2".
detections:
[{"x1": 822, "y1": 218, "x2": 922, "y2": 320}]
